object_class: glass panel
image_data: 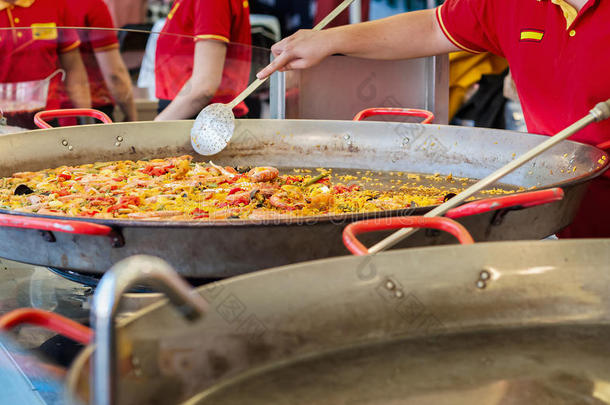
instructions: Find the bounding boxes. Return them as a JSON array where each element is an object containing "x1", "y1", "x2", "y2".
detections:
[{"x1": 0, "y1": 27, "x2": 271, "y2": 129}]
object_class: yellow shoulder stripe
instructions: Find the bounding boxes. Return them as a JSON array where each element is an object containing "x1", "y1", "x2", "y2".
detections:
[{"x1": 194, "y1": 34, "x2": 229, "y2": 43}]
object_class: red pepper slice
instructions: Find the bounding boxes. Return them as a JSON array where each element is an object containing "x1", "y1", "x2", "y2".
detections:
[
  {"x1": 57, "y1": 173, "x2": 72, "y2": 182},
  {"x1": 140, "y1": 164, "x2": 174, "y2": 177},
  {"x1": 190, "y1": 208, "x2": 209, "y2": 219},
  {"x1": 284, "y1": 176, "x2": 302, "y2": 185},
  {"x1": 228, "y1": 187, "x2": 244, "y2": 195}
]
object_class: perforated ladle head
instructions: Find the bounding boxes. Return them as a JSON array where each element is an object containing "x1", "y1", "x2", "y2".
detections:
[
  {"x1": 190, "y1": 0, "x2": 356, "y2": 156},
  {"x1": 190, "y1": 102, "x2": 235, "y2": 156}
]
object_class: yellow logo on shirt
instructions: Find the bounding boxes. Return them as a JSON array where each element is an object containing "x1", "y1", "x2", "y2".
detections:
[
  {"x1": 520, "y1": 30, "x2": 544, "y2": 42},
  {"x1": 31, "y1": 23, "x2": 58, "y2": 40}
]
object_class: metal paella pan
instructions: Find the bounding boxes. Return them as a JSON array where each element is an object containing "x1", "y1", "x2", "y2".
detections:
[
  {"x1": 0, "y1": 118, "x2": 606, "y2": 277},
  {"x1": 64, "y1": 238, "x2": 610, "y2": 405}
]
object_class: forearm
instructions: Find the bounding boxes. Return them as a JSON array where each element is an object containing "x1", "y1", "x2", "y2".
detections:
[
  {"x1": 105, "y1": 72, "x2": 137, "y2": 121},
  {"x1": 257, "y1": 8, "x2": 459, "y2": 78},
  {"x1": 327, "y1": 9, "x2": 456, "y2": 60},
  {"x1": 155, "y1": 80, "x2": 215, "y2": 120},
  {"x1": 155, "y1": 40, "x2": 226, "y2": 121},
  {"x1": 96, "y1": 50, "x2": 138, "y2": 121},
  {"x1": 64, "y1": 63, "x2": 92, "y2": 108}
]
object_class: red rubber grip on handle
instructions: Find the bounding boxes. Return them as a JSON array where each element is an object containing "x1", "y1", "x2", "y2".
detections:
[
  {"x1": 343, "y1": 216, "x2": 474, "y2": 256},
  {"x1": 446, "y1": 188, "x2": 564, "y2": 219},
  {"x1": 34, "y1": 108, "x2": 113, "y2": 129},
  {"x1": 0, "y1": 213, "x2": 113, "y2": 236},
  {"x1": 353, "y1": 108, "x2": 435, "y2": 124},
  {"x1": 0, "y1": 308, "x2": 93, "y2": 345}
]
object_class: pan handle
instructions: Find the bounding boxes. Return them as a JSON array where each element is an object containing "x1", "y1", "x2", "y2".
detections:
[
  {"x1": 353, "y1": 108, "x2": 435, "y2": 124},
  {"x1": 0, "y1": 213, "x2": 113, "y2": 235},
  {"x1": 445, "y1": 188, "x2": 564, "y2": 219},
  {"x1": 0, "y1": 308, "x2": 93, "y2": 345},
  {"x1": 0, "y1": 213, "x2": 124, "y2": 247},
  {"x1": 343, "y1": 216, "x2": 474, "y2": 256},
  {"x1": 34, "y1": 108, "x2": 113, "y2": 129}
]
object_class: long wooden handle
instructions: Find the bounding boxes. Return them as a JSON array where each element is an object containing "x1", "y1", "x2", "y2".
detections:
[
  {"x1": 228, "y1": 0, "x2": 356, "y2": 109},
  {"x1": 368, "y1": 99, "x2": 610, "y2": 254}
]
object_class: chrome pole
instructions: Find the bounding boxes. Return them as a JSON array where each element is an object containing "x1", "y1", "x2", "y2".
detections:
[{"x1": 91, "y1": 255, "x2": 207, "y2": 405}]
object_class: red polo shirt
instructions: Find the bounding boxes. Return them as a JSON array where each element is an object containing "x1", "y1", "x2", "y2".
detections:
[
  {"x1": 0, "y1": 0, "x2": 80, "y2": 110},
  {"x1": 437, "y1": 0, "x2": 610, "y2": 238},
  {"x1": 437, "y1": 0, "x2": 610, "y2": 149},
  {"x1": 67, "y1": 0, "x2": 119, "y2": 109},
  {"x1": 155, "y1": 0, "x2": 251, "y2": 117}
]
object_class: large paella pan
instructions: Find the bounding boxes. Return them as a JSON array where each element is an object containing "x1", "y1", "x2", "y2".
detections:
[{"x1": 0, "y1": 118, "x2": 606, "y2": 277}]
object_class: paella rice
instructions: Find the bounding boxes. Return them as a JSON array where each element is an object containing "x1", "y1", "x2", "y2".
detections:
[{"x1": 0, "y1": 155, "x2": 502, "y2": 220}]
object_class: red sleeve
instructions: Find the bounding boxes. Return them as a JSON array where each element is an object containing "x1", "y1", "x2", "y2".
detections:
[
  {"x1": 57, "y1": 0, "x2": 82, "y2": 53},
  {"x1": 436, "y1": 0, "x2": 504, "y2": 57},
  {"x1": 193, "y1": 0, "x2": 232, "y2": 43},
  {"x1": 86, "y1": 0, "x2": 119, "y2": 51}
]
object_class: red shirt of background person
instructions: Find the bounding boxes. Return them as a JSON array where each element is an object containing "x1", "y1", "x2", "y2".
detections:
[
  {"x1": 65, "y1": 0, "x2": 137, "y2": 121},
  {"x1": 0, "y1": 0, "x2": 90, "y2": 123},
  {"x1": 154, "y1": 0, "x2": 252, "y2": 120},
  {"x1": 315, "y1": 0, "x2": 369, "y2": 27}
]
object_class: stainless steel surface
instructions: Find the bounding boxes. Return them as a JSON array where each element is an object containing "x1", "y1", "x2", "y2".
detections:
[
  {"x1": 369, "y1": 98, "x2": 610, "y2": 253},
  {"x1": 91, "y1": 256, "x2": 207, "y2": 405},
  {"x1": 66, "y1": 239, "x2": 610, "y2": 405},
  {"x1": 349, "y1": 0, "x2": 362, "y2": 24},
  {"x1": 274, "y1": 55, "x2": 449, "y2": 123},
  {"x1": 0, "y1": 119, "x2": 606, "y2": 277}
]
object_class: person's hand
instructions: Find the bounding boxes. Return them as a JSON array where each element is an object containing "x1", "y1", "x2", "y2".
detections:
[{"x1": 257, "y1": 29, "x2": 335, "y2": 79}]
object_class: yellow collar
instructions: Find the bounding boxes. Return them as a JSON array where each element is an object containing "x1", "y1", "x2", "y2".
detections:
[
  {"x1": 0, "y1": 0, "x2": 35, "y2": 11},
  {"x1": 550, "y1": 0, "x2": 578, "y2": 28}
]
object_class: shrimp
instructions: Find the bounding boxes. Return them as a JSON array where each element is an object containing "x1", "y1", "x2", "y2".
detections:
[
  {"x1": 27, "y1": 195, "x2": 42, "y2": 205},
  {"x1": 225, "y1": 191, "x2": 251, "y2": 206},
  {"x1": 209, "y1": 161, "x2": 237, "y2": 179},
  {"x1": 247, "y1": 167, "x2": 279, "y2": 182},
  {"x1": 269, "y1": 186, "x2": 305, "y2": 211}
]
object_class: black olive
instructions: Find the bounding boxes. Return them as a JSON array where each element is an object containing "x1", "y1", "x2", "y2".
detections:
[
  {"x1": 229, "y1": 214, "x2": 240, "y2": 219},
  {"x1": 443, "y1": 193, "x2": 457, "y2": 202},
  {"x1": 256, "y1": 202, "x2": 264, "y2": 208},
  {"x1": 14, "y1": 184, "x2": 34, "y2": 195},
  {"x1": 235, "y1": 166, "x2": 252, "y2": 174}
]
